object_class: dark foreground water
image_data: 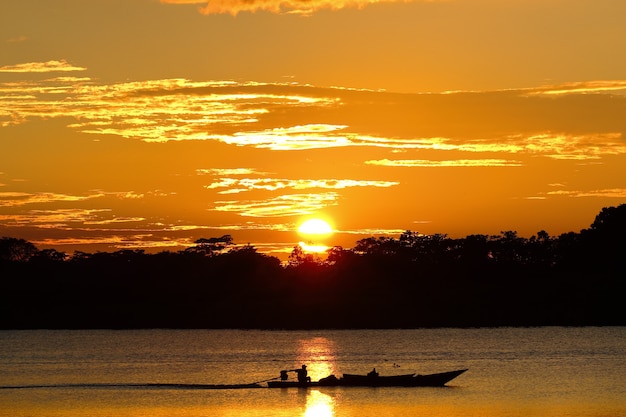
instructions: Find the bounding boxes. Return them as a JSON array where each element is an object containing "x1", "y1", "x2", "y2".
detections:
[{"x1": 1, "y1": 328, "x2": 624, "y2": 417}]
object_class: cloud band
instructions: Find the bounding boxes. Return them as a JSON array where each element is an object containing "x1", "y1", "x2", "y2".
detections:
[{"x1": 161, "y1": 0, "x2": 418, "y2": 16}]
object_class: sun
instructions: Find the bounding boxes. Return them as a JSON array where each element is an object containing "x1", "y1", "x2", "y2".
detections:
[
  {"x1": 297, "y1": 218, "x2": 334, "y2": 254},
  {"x1": 298, "y1": 242, "x2": 329, "y2": 253},
  {"x1": 298, "y1": 218, "x2": 333, "y2": 236}
]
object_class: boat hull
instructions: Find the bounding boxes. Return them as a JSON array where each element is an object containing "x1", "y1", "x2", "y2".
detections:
[
  {"x1": 267, "y1": 380, "x2": 320, "y2": 388},
  {"x1": 267, "y1": 369, "x2": 467, "y2": 388}
]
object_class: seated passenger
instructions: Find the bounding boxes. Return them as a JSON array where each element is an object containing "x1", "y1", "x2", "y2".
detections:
[{"x1": 293, "y1": 364, "x2": 311, "y2": 383}]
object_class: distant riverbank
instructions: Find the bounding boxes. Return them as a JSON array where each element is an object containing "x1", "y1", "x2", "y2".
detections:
[{"x1": 1, "y1": 205, "x2": 625, "y2": 329}]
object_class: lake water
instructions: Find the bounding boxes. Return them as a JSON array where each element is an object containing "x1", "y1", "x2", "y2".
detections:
[{"x1": 0, "y1": 328, "x2": 624, "y2": 417}]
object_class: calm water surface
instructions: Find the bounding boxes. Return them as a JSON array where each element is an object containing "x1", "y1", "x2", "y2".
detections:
[{"x1": 0, "y1": 328, "x2": 624, "y2": 417}]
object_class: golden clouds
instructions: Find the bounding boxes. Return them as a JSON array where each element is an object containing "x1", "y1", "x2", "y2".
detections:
[
  {"x1": 219, "y1": 124, "x2": 352, "y2": 150},
  {"x1": 202, "y1": 168, "x2": 397, "y2": 217},
  {"x1": 0, "y1": 208, "x2": 109, "y2": 227},
  {"x1": 213, "y1": 193, "x2": 340, "y2": 217},
  {"x1": 161, "y1": 0, "x2": 428, "y2": 16},
  {"x1": 525, "y1": 81, "x2": 626, "y2": 96},
  {"x1": 1, "y1": 75, "x2": 338, "y2": 137},
  {"x1": 3, "y1": 0, "x2": 626, "y2": 260},
  {"x1": 546, "y1": 189, "x2": 626, "y2": 198},
  {"x1": 0, "y1": 60, "x2": 86, "y2": 73},
  {"x1": 363, "y1": 131, "x2": 626, "y2": 167},
  {"x1": 520, "y1": 133, "x2": 626, "y2": 160},
  {"x1": 366, "y1": 159, "x2": 523, "y2": 167},
  {"x1": 198, "y1": 168, "x2": 260, "y2": 176},
  {"x1": 0, "y1": 191, "x2": 102, "y2": 208},
  {"x1": 3, "y1": 66, "x2": 625, "y2": 164},
  {"x1": 3, "y1": 61, "x2": 626, "y2": 256},
  {"x1": 206, "y1": 177, "x2": 397, "y2": 194}
]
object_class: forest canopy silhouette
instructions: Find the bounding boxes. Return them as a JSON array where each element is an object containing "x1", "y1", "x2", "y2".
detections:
[{"x1": 1, "y1": 205, "x2": 624, "y2": 329}]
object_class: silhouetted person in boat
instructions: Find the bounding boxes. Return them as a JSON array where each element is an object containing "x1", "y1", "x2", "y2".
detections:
[
  {"x1": 280, "y1": 370, "x2": 289, "y2": 381},
  {"x1": 293, "y1": 364, "x2": 311, "y2": 383},
  {"x1": 367, "y1": 368, "x2": 379, "y2": 377}
]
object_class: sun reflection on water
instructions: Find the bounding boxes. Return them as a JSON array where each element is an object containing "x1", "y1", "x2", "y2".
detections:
[
  {"x1": 296, "y1": 337, "x2": 337, "y2": 382},
  {"x1": 291, "y1": 337, "x2": 339, "y2": 416},
  {"x1": 304, "y1": 390, "x2": 335, "y2": 417}
]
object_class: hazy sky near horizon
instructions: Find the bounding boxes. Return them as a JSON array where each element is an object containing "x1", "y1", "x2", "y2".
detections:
[{"x1": 1, "y1": 0, "x2": 626, "y2": 258}]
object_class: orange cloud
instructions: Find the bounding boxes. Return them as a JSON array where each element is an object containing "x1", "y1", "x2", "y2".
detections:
[
  {"x1": 206, "y1": 177, "x2": 398, "y2": 193},
  {"x1": 340, "y1": 227, "x2": 406, "y2": 235},
  {"x1": 3, "y1": 72, "x2": 625, "y2": 163},
  {"x1": 525, "y1": 81, "x2": 626, "y2": 96},
  {"x1": 213, "y1": 192, "x2": 339, "y2": 217},
  {"x1": 197, "y1": 168, "x2": 261, "y2": 176},
  {"x1": 5, "y1": 35, "x2": 28, "y2": 43},
  {"x1": 161, "y1": 0, "x2": 427, "y2": 16},
  {"x1": 365, "y1": 159, "x2": 523, "y2": 167},
  {"x1": 0, "y1": 209, "x2": 110, "y2": 227},
  {"x1": 0, "y1": 191, "x2": 103, "y2": 208},
  {"x1": 546, "y1": 189, "x2": 626, "y2": 198},
  {"x1": 32, "y1": 235, "x2": 189, "y2": 251},
  {"x1": 0, "y1": 60, "x2": 86, "y2": 73}
]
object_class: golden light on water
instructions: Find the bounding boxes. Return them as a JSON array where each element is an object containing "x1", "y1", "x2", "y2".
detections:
[
  {"x1": 304, "y1": 391, "x2": 335, "y2": 417},
  {"x1": 296, "y1": 337, "x2": 337, "y2": 382}
]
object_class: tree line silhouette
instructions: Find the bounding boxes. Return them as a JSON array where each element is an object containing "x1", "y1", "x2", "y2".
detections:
[{"x1": 1, "y1": 204, "x2": 624, "y2": 329}]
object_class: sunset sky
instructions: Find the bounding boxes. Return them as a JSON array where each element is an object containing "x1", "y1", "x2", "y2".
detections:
[{"x1": 1, "y1": 0, "x2": 626, "y2": 259}]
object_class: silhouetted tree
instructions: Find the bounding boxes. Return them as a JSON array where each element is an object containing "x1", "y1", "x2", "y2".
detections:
[
  {"x1": 589, "y1": 204, "x2": 626, "y2": 235},
  {"x1": 1, "y1": 204, "x2": 625, "y2": 329},
  {"x1": 490, "y1": 230, "x2": 525, "y2": 263},
  {"x1": 455, "y1": 234, "x2": 491, "y2": 263},
  {"x1": 287, "y1": 244, "x2": 321, "y2": 267},
  {"x1": 32, "y1": 248, "x2": 67, "y2": 262},
  {"x1": 326, "y1": 246, "x2": 353, "y2": 265},
  {"x1": 353, "y1": 236, "x2": 401, "y2": 257},
  {"x1": 0, "y1": 237, "x2": 38, "y2": 262},
  {"x1": 185, "y1": 235, "x2": 233, "y2": 256},
  {"x1": 579, "y1": 205, "x2": 625, "y2": 253},
  {"x1": 527, "y1": 230, "x2": 556, "y2": 267}
]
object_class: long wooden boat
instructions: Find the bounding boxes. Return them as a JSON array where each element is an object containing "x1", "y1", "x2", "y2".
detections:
[{"x1": 267, "y1": 369, "x2": 467, "y2": 388}]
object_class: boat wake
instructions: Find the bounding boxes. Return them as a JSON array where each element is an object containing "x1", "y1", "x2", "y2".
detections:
[{"x1": 0, "y1": 382, "x2": 262, "y2": 390}]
